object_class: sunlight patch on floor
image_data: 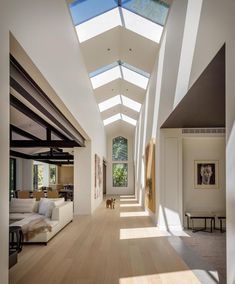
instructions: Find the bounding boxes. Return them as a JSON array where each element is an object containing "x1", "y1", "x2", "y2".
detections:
[
  {"x1": 120, "y1": 195, "x2": 136, "y2": 198},
  {"x1": 120, "y1": 211, "x2": 149, "y2": 217},
  {"x1": 120, "y1": 198, "x2": 138, "y2": 202},
  {"x1": 119, "y1": 270, "x2": 200, "y2": 284},
  {"x1": 120, "y1": 203, "x2": 141, "y2": 207},
  {"x1": 120, "y1": 227, "x2": 171, "y2": 240}
]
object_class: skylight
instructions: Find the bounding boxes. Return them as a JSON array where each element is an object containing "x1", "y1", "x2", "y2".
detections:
[
  {"x1": 90, "y1": 66, "x2": 121, "y2": 89},
  {"x1": 122, "y1": 66, "x2": 148, "y2": 89},
  {"x1": 122, "y1": 0, "x2": 169, "y2": 26},
  {"x1": 103, "y1": 113, "x2": 137, "y2": 126},
  {"x1": 103, "y1": 113, "x2": 121, "y2": 126},
  {"x1": 71, "y1": 5, "x2": 166, "y2": 43},
  {"x1": 70, "y1": 0, "x2": 117, "y2": 25},
  {"x1": 90, "y1": 61, "x2": 149, "y2": 90},
  {"x1": 99, "y1": 95, "x2": 121, "y2": 112},
  {"x1": 98, "y1": 95, "x2": 141, "y2": 113},
  {"x1": 75, "y1": 8, "x2": 122, "y2": 43},
  {"x1": 121, "y1": 95, "x2": 141, "y2": 112},
  {"x1": 121, "y1": 114, "x2": 137, "y2": 126}
]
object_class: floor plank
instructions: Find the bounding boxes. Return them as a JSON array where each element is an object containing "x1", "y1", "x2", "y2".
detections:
[{"x1": 9, "y1": 196, "x2": 201, "y2": 284}]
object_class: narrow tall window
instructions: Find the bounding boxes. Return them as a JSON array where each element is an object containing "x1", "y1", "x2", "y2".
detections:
[
  {"x1": 9, "y1": 158, "x2": 16, "y2": 199},
  {"x1": 112, "y1": 136, "x2": 128, "y2": 187},
  {"x1": 49, "y1": 165, "x2": 57, "y2": 184}
]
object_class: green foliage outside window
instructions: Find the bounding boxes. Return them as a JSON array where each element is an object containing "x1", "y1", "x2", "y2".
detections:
[
  {"x1": 112, "y1": 163, "x2": 128, "y2": 187},
  {"x1": 112, "y1": 136, "x2": 128, "y2": 161},
  {"x1": 49, "y1": 165, "x2": 57, "y2": 184}
]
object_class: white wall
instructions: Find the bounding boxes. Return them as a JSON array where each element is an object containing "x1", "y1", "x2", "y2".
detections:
[
  {"x1": 107, "y1": 130, "x2": 134, "y2": 196},
  {"x1": 158, "y1": 129, "x2": 183, "y2": 231},
  {"x1": 183, "y1": 137, "x2": 226, "y2": 214},
  {"x1": 0, "y1": 1, "x2": 9, "y2": 282},
  {"x1": 7, "y1": 0, "x2": 107, "y2": 214},
  {"x1": 15, "y1": 158, "x2": 33, "y2": 191}
]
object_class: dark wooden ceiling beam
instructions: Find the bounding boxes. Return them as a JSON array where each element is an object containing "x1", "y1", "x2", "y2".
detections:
[
  {"x1": 10, "y1": 55, "x2": 85, "y2": 146},
  {"x1": 10, "y1": 124, "x2": 41, "y2": 141},
  {"x1": 31, "y1": 155, "x2": 73, "y2": 160},
  {"x1": 11, "y1": 140, "x2": 79, "y2": 148},
  {"x1": 10, "y1": 95, "x2": 69, "y2": 141}
]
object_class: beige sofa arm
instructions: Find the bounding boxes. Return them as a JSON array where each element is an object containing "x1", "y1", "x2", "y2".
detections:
[{"x1": 51, "y1": 201, "x2": 73, "y2": 222}]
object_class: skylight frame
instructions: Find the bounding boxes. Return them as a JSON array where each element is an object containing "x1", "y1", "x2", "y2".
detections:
[
  {"x1": 89, "y1": 61, "x2": 150, "y2": 90},
  {"x1": 103, "y1": 113, "x2": 121, "y2": 126},
  {"x1": 121, "y1": 95, "x2": 141, "y2": 112},
  {"x1": 98, "y1": 95, "x2": 122, "y2": 112},
  {"x1": 103, "y1": 112, "x2": 137, "y2": 126}
]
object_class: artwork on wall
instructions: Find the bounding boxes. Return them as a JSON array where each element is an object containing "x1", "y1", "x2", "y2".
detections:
[
  {"x1": 95, "y1": 154, "x2": 103, "y2": 199},
  {"x1": 194, "y1": 160, "x2": 219, "y2": 189},
  {"x1": 145, "y1": 138, "x2": 156, "y2": 213}
]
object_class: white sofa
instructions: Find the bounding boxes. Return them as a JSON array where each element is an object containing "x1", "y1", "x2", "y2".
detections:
[{"x1": 10, "y1": 198, "x2": 73, "y2": 244}]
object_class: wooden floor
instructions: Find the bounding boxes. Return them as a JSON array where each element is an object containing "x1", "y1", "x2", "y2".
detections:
[{"x1": 9, "y1": 196, "x2": 201, "y2": 284}]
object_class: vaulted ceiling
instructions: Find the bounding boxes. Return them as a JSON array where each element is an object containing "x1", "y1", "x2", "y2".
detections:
[{"x1": 68, "y1": 0, "x2": 171, "y2": 134}]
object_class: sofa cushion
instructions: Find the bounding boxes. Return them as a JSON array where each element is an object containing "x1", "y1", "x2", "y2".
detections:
[
  {"x1": 10, "y1": 212, "x2": 35, "y2": 220},
  {"x1": 39, "y1": 198, "x2": 55, "y2": 218},
  {"x1": 10, "y1": 198, "x2": 36, "y2": 213}
]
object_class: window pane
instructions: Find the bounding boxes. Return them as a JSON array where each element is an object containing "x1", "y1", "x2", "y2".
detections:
[
  {"x1": 112, "y1": 136, "x2": 128, "y2": 161},
  {"x1": 113, "y1": 163, "x2": 128, "y2": 187},
  {"x1": 122, "y1": 0, "x2": 169, "y2": 26},
  {"x1": 70, "y1": 0, "x2": 118, "y2": 26},
  {"x1": 9, "y1": 158, "x2": 16, "y2": 199},
  {"x1": 49, "y1": 165, "x2": 57, "y2": 184}
]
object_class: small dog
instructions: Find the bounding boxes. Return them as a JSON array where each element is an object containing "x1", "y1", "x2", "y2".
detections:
[{"x1": 106, "y1": 198, "x2": 116, "y2": 209}]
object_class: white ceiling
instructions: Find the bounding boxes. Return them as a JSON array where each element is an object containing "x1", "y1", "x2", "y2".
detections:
[
  {"x1": 81, "y1": 26, "x2": 158, "y2": 74},
  {"x1": 76, "y1": 7, "x2": 165, "y2": 133}
]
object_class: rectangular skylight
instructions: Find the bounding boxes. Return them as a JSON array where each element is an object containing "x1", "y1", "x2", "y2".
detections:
[
  {"x1": 90, "y1": 66, "x2": 121, "y2": 89},
  {"x1": 121, "y1": 66, "x2": 148, "y2": 89},
  {"x1": 74, "y1": 7, "x2": 163, "y2": 43},
  {"x1": 75, "y1": 8, "x2": 122, "y2": 42},
  {"x1": 122, "y1": 8, "x2": 164, "y2": 43},
  {"x1": 122, "y1": 0, "x2": 169, "y2": 26},
  {"x1": 103, "y1": 113, "x2": 121, "y2": 126},
  {"x1": 121, "y1": 114, "x2": 137, "y2": 126},
  {"x1": 99, "y1": 95, "x2": 121, "y2": 112},
  {"x1": 121, "y1": 95, "x2": 141, "y2": 112},
  {"x1": 70, "y1": 0, "x2": 118, "y2": 26}
]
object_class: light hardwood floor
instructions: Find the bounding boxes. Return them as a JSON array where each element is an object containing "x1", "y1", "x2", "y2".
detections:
[{"x1": 9, "y1": 196, "x2": 201, "y2": 284}]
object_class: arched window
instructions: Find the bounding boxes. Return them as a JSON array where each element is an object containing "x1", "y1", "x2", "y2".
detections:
[{"x1": 112, "y1": 136, "x2": 128, "y2": 187}]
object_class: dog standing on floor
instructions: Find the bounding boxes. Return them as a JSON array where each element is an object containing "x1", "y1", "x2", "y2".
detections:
[{"x1": 106, "y1": 198, "x2": 116, "y2": 209}]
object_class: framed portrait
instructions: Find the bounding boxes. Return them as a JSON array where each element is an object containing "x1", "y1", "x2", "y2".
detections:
[{"x1": 194, "y1": 160, "x2": 219, "y2": 189}]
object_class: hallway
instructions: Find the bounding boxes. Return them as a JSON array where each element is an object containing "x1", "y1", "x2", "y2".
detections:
[{"x1": 10, "y1": 196, "x2": 200, "y2": 284}]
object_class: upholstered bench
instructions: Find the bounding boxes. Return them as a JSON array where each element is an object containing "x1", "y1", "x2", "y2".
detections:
[{"x1": 185, "y1": 211, "x2": 215, "y2": 233}]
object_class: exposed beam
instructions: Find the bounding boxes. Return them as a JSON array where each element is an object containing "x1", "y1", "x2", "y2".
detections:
[
  {"x1": 10, "y1": 124, "x2": 41, "y2": 141},
  {"x1": 44, "y1": 161, "x2": 74, "y2": 165},
  {"x1": 10, "y1": 150, "x2": 31, "y2": 159},
  {"x1": 31, "y1": 155, "x2": 74, "y2": 160},
  {"x1": 10, "y1": 95, "x2": 69, "y2": 141},
  {"x1": 10, "y1": 56, "x2": 85, "y2": 146},
  {"x1": 11, "y1": 140, "x2": 79, "y2": 148}
]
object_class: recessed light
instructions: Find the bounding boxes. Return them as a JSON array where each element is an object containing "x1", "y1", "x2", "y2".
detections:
[
  {"x1": 129, "y1": 48, "x2": 132, "y2": 52},
  {"x1": 107, "y1": 48, "x2": 111, "y2": 51}
]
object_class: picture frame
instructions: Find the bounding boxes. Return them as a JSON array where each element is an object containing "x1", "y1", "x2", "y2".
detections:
[{"x1": 194, "y1": 160, "x2": 219, "y2": 189}]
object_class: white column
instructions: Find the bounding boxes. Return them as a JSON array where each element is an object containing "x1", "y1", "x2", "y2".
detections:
[
  {"x1": 22, "y1": 159, "x2": 33, "y2": 191},
  {"x1": 158, "y1": 129, "x2": 183, "y2": 231},
  {"x1": 0, "y1": 1, "x2": 9, "y2": 282},
  {"x1": 73, "y1": 141, "x2": 92, "y2": 215}
]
